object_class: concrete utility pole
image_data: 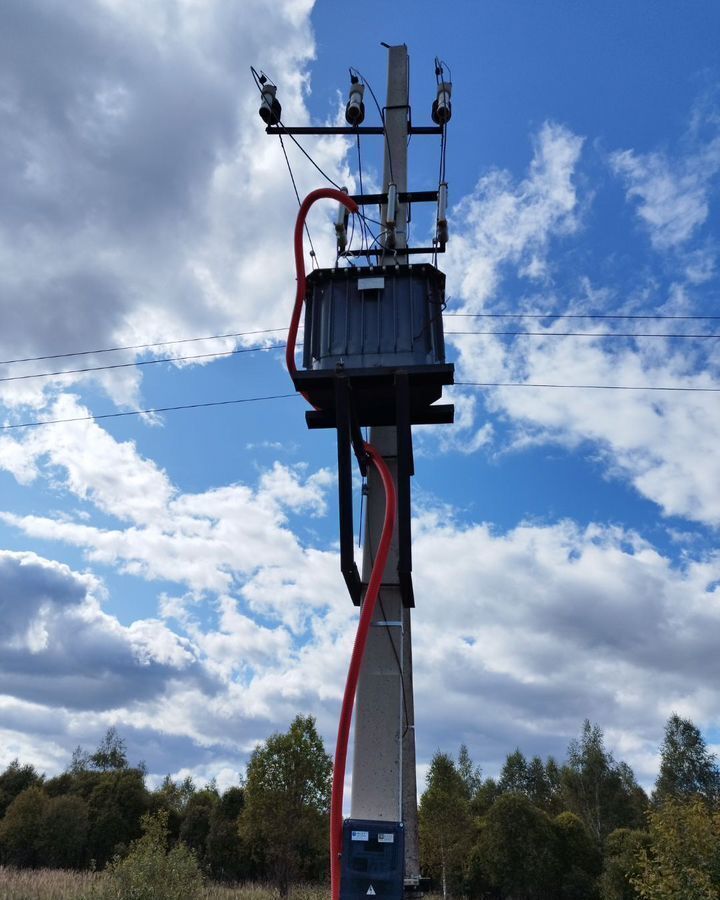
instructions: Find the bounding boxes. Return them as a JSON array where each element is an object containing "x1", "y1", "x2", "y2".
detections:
[{"x1": 350, "y1": 43, "x2": 420, "y2": 886}]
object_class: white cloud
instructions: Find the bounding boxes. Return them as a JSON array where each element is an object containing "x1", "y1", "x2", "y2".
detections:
[
  {"x1": 445, "y1": 122, "x2": 585, "y2": 311},
  {"x1": 0, "y1": 0, "x2": 349, "y2": 410},
  {"x1": 611, "y1": 137, "x2": 720, "y2": 249}
]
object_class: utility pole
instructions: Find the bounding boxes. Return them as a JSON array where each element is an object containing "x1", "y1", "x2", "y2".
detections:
[{"x1": 350, "y1": 43, "x2": 420, "y2": 887}]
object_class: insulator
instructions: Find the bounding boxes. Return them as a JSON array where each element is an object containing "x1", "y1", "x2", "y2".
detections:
[
  {"x1": 335, "y1": 188, "x2": 350, "y2": 253},
  {"x1": 386, "y1": 183, "x2": 398, "y2": 227},
  {"x1": 437, "y1": 182, "x2": 448, "y2": 244},
  {"x1": 345, "y1": 81, "x2": 366, "y2": 126},
  {"x1": 259, "y1": 84, "x2": 282, "y2": 126},
  {"x1": 431, "y1": 81, "x2": 452, "y2": 125}
]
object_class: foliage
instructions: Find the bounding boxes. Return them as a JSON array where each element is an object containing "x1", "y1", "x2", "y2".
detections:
[
  {"x1": 562, "y1": 721, "x2": 647, "y2": 844},
  {"x1": 86, "y1": 767, "x2": 149, "y2": 867},
  {"x1": 241, "y1": 714, "x2": 332, "y2": 897},
  {"x1": 599, "y1": 828, "x2": 649, "y2": 900},
  {"x1": 631, "y1": 797, "x2": 720, "y2": 899},
  {"x1": 457, "y1": 744, "x2": 483, "y2": 800},
  {"x1": 653, "y1": 713, "x2": 720, "y2": 806},
  {"x1": 419, "y1": 751, "x2": 472, "y2": 898},
  {"x1": 475, "y1": 793, "x2": 558, "y2": 899},
  {"x1": 103, "y1": 809, "x2": 204, "y2": 900},
  {"x1": 553, "y1": 811, "x2": 602, "y2": 899},
  {"x1": 0, "y1": 785, "x2": 47, "y2": 867},
  {"x1": 0, "y1": 759, "x2": 43, "y2": 818},
  {"x1": 38, "y1": 794, "x2": 89, "y2": 869}
]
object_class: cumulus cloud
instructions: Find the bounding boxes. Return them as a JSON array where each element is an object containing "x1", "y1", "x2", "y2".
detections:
[
  {"x1": 445, "y1": 122, "x2": 585, "y2": 311},
  {"x1": 0, "y1": 550, "x2": 203, "y2": 710},
  {"x1": 611, "y1": 137, "x2": 720, "y2": 250},
  {"x1": 0, "y1": 0, "x2": 347, "y2": 410}
]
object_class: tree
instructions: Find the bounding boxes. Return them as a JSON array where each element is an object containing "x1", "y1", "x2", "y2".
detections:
[
  {"x1": 562, "y1": 721, "x2": 647, "y2": 844},
  {"x1": 0, "y1": 760, "x2": 43, "y2": 819},
  {"x1": 599, "y1": 828, "x2": 649, "y2": 900},
  {"x1": 457, "y1": 744, "x2": 482, "y2": 801},
  {"x1": 240, "y1": 714, "x2": 332, "y2": 897},
  {"x1": 206, "y1": 787, "x2": 251, "y2": 882},
  {"x1": 553, "y1": 811, "x2": 602, "y2": 899},
  {"x1": 38, "y1": 794, "x2": 89, "y2": 869},
  {"x1": 105, "y1": 809, "x2": 203, "y2": 900},
  {"x1": 0, "y1": 785, "x2": 46, "y2": 867},
  {"x1": 475, "y1": 793, "x2": 558, "y2": 899},
  {"x1": 419, "y1": 751, "x2": 472, "y2": 899},
  {"x1": 90, "y1": 727, "x2": 129, "y2": 772},
  {"x1": 631, "y1": 798, "x2": 720, "y2": 899},
  {"x1": 179, "y1": 788, "x2": 218, "y2": 866},
  {"x1": 86, "y1": 768, "x2": 149, "y2": 866},
  {"x1": 499, "y1": 748, "x2": 528, "y2": 794},
  {"x1": 654, "y1": 714, "x2": 720, "y2": 806}
]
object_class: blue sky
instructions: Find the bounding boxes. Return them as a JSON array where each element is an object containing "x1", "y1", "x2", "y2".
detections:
[{"x1": 1, "y1": 0, "x2": 720, "y2": 792}]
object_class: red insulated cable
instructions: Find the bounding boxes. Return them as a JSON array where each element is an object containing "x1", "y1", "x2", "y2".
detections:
[
  {"x1": 286, "y1": 188, "x2": 359, "y2": 393},
  {"x1": 286, "y1": 190, "x2": 395, "y2": 900},
  {"x1": 329, "y1": 444, "x2": 396, "y2": 900}
]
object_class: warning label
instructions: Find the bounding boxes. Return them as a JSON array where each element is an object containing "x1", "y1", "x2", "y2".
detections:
[
  {"x1": 366, "y1": 887, "x2": 376, "y2": 896},
  {"x1": 351, "y1": 830, "x2": 369, "y2": 842},
  {"x1": 377, "y1": 833, "x2": 395, "y2": 843}
]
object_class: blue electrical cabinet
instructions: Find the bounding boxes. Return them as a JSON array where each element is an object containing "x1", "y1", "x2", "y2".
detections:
[{"x1": 340, "y1": 819, "x2": 404, "y2": 900}]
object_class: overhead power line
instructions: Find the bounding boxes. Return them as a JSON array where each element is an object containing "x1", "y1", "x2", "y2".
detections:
[
  {"x1": 456, "y1": 381, "x2": 720, "y2": 393},
  {"x1": 0, "y1": 328, "x2": 290, "y2": 367},
  {"x1": 445, "y1": 312, "x2": 720, "y2": 321},
  {"x1": 446, "y1": 330, "x2": 720, "y2": 340},
  {"x1": 0, "y1": 344, "x2": 286, "y2": 385},
  {"x1": 0, "y1": 393, "x2": 298, "y2": 431}
]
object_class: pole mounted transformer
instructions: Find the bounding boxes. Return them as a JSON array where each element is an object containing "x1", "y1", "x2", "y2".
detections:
[{"x1": 256, "y1": 44, "x2": 453, "y2": 900}]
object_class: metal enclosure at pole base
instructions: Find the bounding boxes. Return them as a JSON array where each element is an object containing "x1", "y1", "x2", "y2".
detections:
[{"x1": 340, "y1": 820, "x2": 405, "y2": 900}]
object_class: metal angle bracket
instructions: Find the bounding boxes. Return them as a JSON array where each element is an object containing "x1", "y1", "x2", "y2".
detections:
[{"x1": 335, "y1": 374, "x2": 363, "y2": 606}]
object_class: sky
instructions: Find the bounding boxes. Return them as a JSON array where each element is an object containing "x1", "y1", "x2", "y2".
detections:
[{"x1": 1, "y1": 0, "x2": 720, "y2": 796}]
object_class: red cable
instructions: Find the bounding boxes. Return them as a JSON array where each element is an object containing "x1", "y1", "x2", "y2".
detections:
[
  {"x1": 330, "y1": 443, "x2": 396, "y2": 900},
  {"x1": 286, "y1": 187, "x2": 359, "y2": 391},
  {"x1": 287, "y1": 190, "x2": 396, "y2": 900}
]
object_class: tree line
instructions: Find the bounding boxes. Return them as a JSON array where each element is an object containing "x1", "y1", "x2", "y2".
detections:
[{"x1": 1, "y1": 714, "x2": 719, "y2": 898}]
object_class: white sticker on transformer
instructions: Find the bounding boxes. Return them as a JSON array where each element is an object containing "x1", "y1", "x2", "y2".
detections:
[{"x1": 351, "y1": 830, "x2": 369, "y2": 841}]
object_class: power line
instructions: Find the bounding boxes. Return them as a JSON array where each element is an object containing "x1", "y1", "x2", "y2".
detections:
[
  {"x1": 0, "y1": 393, "x2": 299, "y2": 431},
  {"x1": 0, "y1": 344, "x2": 285, "y2": 385},
  {"x1": 445, "y1": 330, "x2": 720, "y2": 340},
  {"x1": 456, "y1": 380, "x2": 720, "y2": 393},
  {"x1": 0, "y1": 328, "x2": 289, "y2": 367},
  {"x1": 445, "y1": 312, "x2": 720, "y2": 321}
]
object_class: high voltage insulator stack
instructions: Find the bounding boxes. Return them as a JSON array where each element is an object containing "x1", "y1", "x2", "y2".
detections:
[{"x1": 254, "y1": 45, "x2": 454, "y2": 900}]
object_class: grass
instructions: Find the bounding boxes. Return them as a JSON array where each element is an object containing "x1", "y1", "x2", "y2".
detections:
[{"x1": 0, "y1": 869, "x2": 329, "y2": 900}]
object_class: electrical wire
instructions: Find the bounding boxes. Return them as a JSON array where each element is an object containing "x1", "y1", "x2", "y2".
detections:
[
  {"x1": 0, "y1": 328, "x2": 289, "y2": 368},
  {"x1": 455, "y1": 380, "x2": 720, "y2": 393},
  {"x1": 0, "y1": 344, "x2": 286, "y2": 385},
  {"x1": 445, "y1": 330, "x2": 720, "y2": 340},
  {"x1": 350, "y1": 67, "x2": 394, "y2": 185},
  {"x1": 278, "y1": 132, "x2": 319, "y2": 269},
  {"x1": 0, "y1": 393, "x2": 298, "y2": 431},
  {"x1": 444, "y1": 312, "x2": 720, "y2": 321}
]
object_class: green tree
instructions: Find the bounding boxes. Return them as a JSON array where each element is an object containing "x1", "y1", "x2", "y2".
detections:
[
  {"x1": 90, "y1": 727, "x2": 129, "y2": 772},
  {"x1": 104, "y1": 809, "x2": 203, "y2": 900},
  {"x1": 599, "y1": 827, "x2": 649, "y2": 900},
  {"x1": 419, "y1": 751, "x2": 472, "y2": 899},
  {"x1": 179, "y1": 788, "x2": 218, "y2": 865},
  {"x1": 241, "y1": 714, "x2": 332, "y2": 897},
  {"x1": 553, "y1": 811, "x2": 602, "y2": 899},
  {"x1": 562, "y1": 721, "x2": 647, "y2": 844},
  {"x1": 631, "y1": 798, "x2": 720, "y2": 899},
  {"x1": 654, "y1": 714, "x2": 720, "y2": 806},
  {"x1": 476, "y1": 793, "x2": 558, "y2": 899},
  {"x1": 0, "y1": 759, "x2": 43, "y2": 818},
  {"x1": 0, "y1": 785, "x2": 46, "y2": 867},
  {"x1": 457, "y1": 744, "x2": 482, "y2": 801},
  {"x1": 499, "y1": 748, "x2": 528, "y2": 794},
  {"x1": 206, "y1": 787, "x2": 251, "y2": 882},
  {"x1": 87, "y1": 768, "x2": 149, "y2": 867},
  {"x1": 38, "y1": 794, "x2": 89, "y2": 868}
]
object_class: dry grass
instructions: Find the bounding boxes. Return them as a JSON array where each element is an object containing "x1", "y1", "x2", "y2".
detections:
[{"x1": 0, "y1": 869, "x2": 328, "y2": 900}]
